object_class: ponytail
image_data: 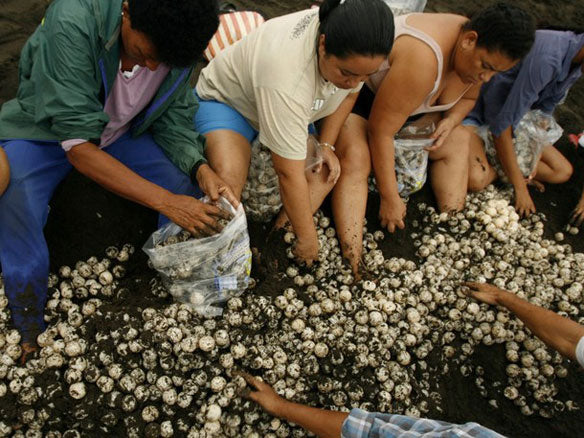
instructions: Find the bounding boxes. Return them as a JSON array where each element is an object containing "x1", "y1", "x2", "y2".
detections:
[{"x1": 318, "y1": 0, "x2": 394, "y2": 58}]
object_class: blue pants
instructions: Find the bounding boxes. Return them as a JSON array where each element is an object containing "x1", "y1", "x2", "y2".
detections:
[{"x1": 0, "y1": 132, "x2": 197, "y2": 342}]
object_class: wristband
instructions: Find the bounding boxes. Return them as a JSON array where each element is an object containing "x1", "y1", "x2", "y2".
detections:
[{"x1": 320, "y1": 142, "x2": 336, "y2": 152}]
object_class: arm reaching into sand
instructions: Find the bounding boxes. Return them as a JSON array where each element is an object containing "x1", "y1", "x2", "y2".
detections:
[
  {"x1": 237, "y1": 372, "x2": 348, "y2": 438},
  {"x1": 464, "y1": 282, "x2": 584, "y2": 362}
]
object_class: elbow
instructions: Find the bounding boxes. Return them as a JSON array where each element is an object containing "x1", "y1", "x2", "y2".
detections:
[{"x1": 66, "y1": 145, "x2": 92, "y2": 173}]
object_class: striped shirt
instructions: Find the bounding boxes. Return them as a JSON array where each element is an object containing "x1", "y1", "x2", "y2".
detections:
[{"x1": 341, "y1": 408, "x2": 505, "y2": 438}]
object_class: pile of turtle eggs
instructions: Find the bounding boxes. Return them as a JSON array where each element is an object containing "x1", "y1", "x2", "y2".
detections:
[{"x1": 0, "y1": 184, "x2": 582, "y2": 436}]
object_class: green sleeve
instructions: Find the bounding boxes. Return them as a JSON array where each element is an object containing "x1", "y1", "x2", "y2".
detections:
[
  {"x1": 151, "y1": 82, "x2": 207, "y2": 176},
  {"x1": 31, "y1": 7, "x2": 108, "y2": 141}
]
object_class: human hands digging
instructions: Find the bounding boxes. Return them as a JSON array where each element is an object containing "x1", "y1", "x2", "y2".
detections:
[
  {"x1": 235, "y1": 371, "x2": 287, "y2": 417},
  {"x1": 379, "y1": 195, "x2": 406, "y2": 233},
  {"x1": 161, "y1": 194, "x2": 232, "y2": 237},
  {"x1": 463, "y1": 282, "x2": 506, "y2": 306},
  {"x1": 293, "y1": 236, "x2": 319, "y2": 266},
  {"x1": 514, "y1": 185, "x2": 536, "y2": 217}
]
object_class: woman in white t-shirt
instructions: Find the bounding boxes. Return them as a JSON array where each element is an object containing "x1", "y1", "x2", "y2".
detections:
[{"x1": 195, "y1": 0, "x2": 394, "y2": 264}]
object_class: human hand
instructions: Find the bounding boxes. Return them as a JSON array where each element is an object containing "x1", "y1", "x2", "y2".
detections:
[
  {"x1": 427, "y1": 118, "x2": 456, "y2": 151},
  {"x1": 316, "y1": 146, "x2": 341, "y2": 184},
  {"x1": 293, "y1": 236, "x2": 319, "y2": 265},
  {"x1": 235, "y1": 371, "x2": 287, "y2": 417},
  {"x1": 462, "y1": 282, "x2": 505, "y2": 306},
  {"x1": 514, "y1": 185, "x2": 536, "y2": 217},
  {"x1": 379, "y1": 195, "x2": 406, "y2": 233},
  {"x1": 161, "y1": 193, "x2": 232, "y2": 237},
  {"x1": 196, "y1": 164, "x2": 239, "y2": 208},
  {"x1": 569, "y1": 195, "x2": 584, "y2": 228}
]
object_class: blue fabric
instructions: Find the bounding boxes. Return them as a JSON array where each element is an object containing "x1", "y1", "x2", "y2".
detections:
[
  {"x1": 194, "y1": 91, "x2": 317, "y2": 143},
  {"x1": 0, "y1": 132, "x2": 198, "y2": 342},
  {"x1": 341, "y1": 408, "x2": 505, "y2": 438},
  {"x1": 194, "y1": 92, "x2": 258, "y2": 143},
  {"x1": 468, "y1": 30, "x2": 584, "y2": 137}
]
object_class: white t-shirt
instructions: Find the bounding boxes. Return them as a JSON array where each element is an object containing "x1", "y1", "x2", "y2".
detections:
[
  {"x1": 576, "y1": 336, "x2": 584, "y2": 367},
  {"x1": 196, "y1": 9, "x2": 362, "y2": 160}
]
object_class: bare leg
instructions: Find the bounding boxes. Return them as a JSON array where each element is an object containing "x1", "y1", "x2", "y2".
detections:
[
  {"x1": 332, "y1": 114, "x2": 371, "y2": 273},
  {"x1": 533, "y1": 145, "x2": 573, "y2": 184},
  {"x1": 274, "y1": 162, "x2": 335, "y2": 229},
  {"x1": 465, "y1": 126, "x2": 497, "y2": 192},
  {"x1": 429, "y1": 125, "x2": 470, "y2": 212},
  {"x1": 204, "y1": 129, "x2": 251, "y2": 199}
]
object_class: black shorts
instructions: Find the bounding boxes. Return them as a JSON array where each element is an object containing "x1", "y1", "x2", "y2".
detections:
[
  {"x1": 351, "y1": 85, "x2": 376, "y2": 120},
  {"x1": 352, "y1": 85, "x2": 424, "y2": 124}
]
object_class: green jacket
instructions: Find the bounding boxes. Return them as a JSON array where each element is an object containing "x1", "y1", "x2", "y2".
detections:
[{"x1": 0, "y1": 0, "x2": 205, "y2": 176}]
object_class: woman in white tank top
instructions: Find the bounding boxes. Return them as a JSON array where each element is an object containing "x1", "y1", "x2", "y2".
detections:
[{"x1": 330, "y1": 3, "x2": 536, "y2": 274}]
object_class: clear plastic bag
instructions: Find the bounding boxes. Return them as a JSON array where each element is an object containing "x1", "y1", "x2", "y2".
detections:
[
  {"x1": 368, "y1": 122, "x2": 434, "y2": 197},
  {"x1": 513, "y1": 110, "x2": 563, "y2": 177},
  {"x1": 142, "y1": 196, "x2": 252, "y2": 316},
  {"x1": 382, "y1": 0, "x2": 427, "y2": 16},
  {"x1": 242, "y1": 135, "x2": 323, "y2": 222},
  {"x1": 393, "y1": 121, "x2": 434, "y2": 196}
]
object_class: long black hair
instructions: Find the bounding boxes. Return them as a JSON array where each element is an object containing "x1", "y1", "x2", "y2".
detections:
[{"x1": 318, "y1": 0, "x2": 394, "y2": 58}]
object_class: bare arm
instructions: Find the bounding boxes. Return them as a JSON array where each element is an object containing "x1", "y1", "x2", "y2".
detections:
[
  {"x1": 0, "y1": 147, "x2": 9, "y2": 196},
  {"x1": 465, "y1": 282, "x2": 584, "y2": 361},
  {"x1": 237, "y1": 372, "x2": 348, "y2": 438},
  {"x1": 67, "y1": 142, "x2": 232, "y2": 236},
  {"x1": 319, "y1": 92, "x2": 359, "y2": 146},
  {"x1": 492, "y1": 127, "x2": 535, "y2": 216},
  {"x1": 369, "y1": 43, "x2": 437, "y2": 231},
  {"x1": 430, "y1": 85, "x2": 480, "y2": 149},
  {"x1": 314, "y1": 92, "x2": 359, "y2": 184},
  {"x1": 272, "y1": 152, "x2": 319, "y2": 263}
]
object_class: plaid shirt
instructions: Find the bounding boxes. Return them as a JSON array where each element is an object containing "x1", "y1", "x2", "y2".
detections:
[{"x1": 341, "y1": 408, "x2": 506, "y2": 438}]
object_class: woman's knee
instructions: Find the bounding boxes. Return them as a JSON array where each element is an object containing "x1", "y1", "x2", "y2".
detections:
[
  {"x1": 337, "y1": 142, "x2": 371, "y2": 180},
  {"x1": 468, "y1": 166, "x2": 492, "y2": 192},
  {"x1": 553, "y1": 160, "x2": 573, "y2": 184},
  {"x1": 430, "y1": 125, "x2": 470, "y2": 162}
]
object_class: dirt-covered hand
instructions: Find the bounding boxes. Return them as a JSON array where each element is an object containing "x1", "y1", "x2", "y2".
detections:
[
  {"x1": 293, "y1": 236, "x2": 319, "y2": 265},
  {"x1": 569, "y1": 194, "x2": 584, "y2": 228},
  {"x1": 196, "y1": 163, "x2": 239, "y2": 208},
  {"x1": 427, "y1": 117, "x2": 455, "y2": 151},
  {"x1": 161, "y1": 194, "x2": 232, "y2": 237},
  {"x1": 463, "y1": 282, "x2": 504, "y2": 306},
  {"x1": 235, "y1": 371, "x2": 287, "y2": 417},
  {"x1": 514, "y1": 186, "x2": 536, "y2": 217},
  {"x1": 379, "y1": 195, "x2": 406, "y2": 233}
]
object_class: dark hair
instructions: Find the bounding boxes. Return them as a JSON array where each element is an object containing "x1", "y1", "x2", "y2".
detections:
[
  {"x1": 319, "y1": 0, "x2": 394, "y2": 58},
  {"x1": 128, "y1": 0, "x2": 219, "y2": 68},
  {"x1": 464, "y1": 2, "x2": 535, "y2": 60}
]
